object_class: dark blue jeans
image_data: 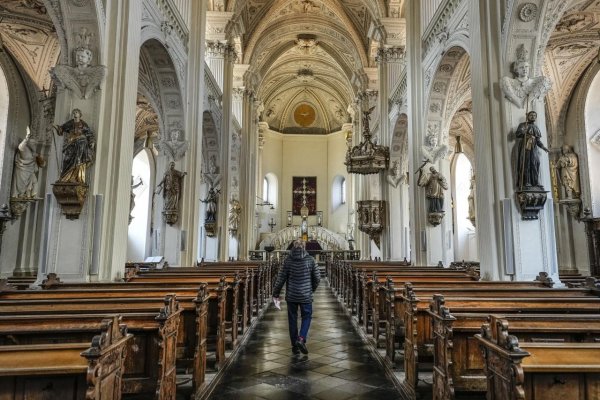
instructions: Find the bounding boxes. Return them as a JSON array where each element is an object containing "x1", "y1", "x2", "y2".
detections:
[{"x1": 287, "y1": 302, "x2": 312, "y2": 346}]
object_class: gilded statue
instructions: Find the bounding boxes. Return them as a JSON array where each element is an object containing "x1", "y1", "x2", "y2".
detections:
[
  {"x1": 54, "y1": 109, "x2": 95, "y2": 184},
  {"x1": 555, "y1": 145, "x2": 580, "y2": 199}
]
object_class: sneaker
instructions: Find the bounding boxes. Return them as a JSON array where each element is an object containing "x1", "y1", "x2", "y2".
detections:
[
  {"x1": 295, "y1": 339, "x2": 308, "y2": 354},
  {"x1": 292, "y1": 346, "x2": 300, "y2": 355}
]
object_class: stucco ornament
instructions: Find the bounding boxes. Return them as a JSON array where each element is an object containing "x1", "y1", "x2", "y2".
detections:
[
  {"x1": 159, "y1": 129, "x2": 189, "y2": 161},
  {"x1": 519, "y1": 3, "x2": 538, "y2": 22},
  {"x1": 50, "y1": 28, "x2": 106, "y2": 100},
  {"x1": 421, "y1": 131, "x2": 448, "y2": 165},
  {"x1": 500, "y1": 44, "x2": 552, "y2": 108}
]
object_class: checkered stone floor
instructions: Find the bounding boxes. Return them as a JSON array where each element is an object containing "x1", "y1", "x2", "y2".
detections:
[{"x1": 207, "y1": 283, "x2": 405, "y2": 400}]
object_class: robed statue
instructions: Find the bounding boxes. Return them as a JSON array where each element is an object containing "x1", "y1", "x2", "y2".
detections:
[
  {"x1": 54, "y1": 109, "x2": 95, "y2": 184},
  {"x1": 555, "y1": 145, "x2": 580, "y2": 199},
  {"x1": 418, "y1": 166, "x2": 448, "y2": 214},
  {"x1": 155, "y1": 161, "x2": 186, "y2": 225},
  {"x1": 11, "y1": 127, "x2": 44, "y2": 199},
  {"x1": 515, "y1": 111, "x2": 548, "y2": 189}
]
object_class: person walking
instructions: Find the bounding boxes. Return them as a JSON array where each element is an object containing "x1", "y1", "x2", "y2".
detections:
[{"x1": 273, "y1": 239, "x2": 320, "y2": 355}]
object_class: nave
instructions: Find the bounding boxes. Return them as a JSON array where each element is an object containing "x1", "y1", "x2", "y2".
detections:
[{"x1": 206, "y1": 284, "x2": 404, "y2": 400}]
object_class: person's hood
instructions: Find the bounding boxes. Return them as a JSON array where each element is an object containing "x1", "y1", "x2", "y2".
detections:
[{"x1": 289, "y1": 246, "x2": 308, "y2": 260}]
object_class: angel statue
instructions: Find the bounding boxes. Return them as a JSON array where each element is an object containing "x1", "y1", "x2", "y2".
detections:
[
  {"x1": 161, "y1": 129, "x2": 189, "y2": 161},
  {"x1": 421, "y1": 130, "x2": 448, "y2": 166},
  {"x1": 50, "y1": 28, "x2": 106, "y2": 100},
  {"x1": 500, "y1": 44, "x2": 551, "y2": 109}
]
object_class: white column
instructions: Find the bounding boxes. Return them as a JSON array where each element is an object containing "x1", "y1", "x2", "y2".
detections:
[
  {"x1": 406, "y1": 0, "x2": 428, "y2": 265},
  {"x1": 239, "y1": 88, "x2": 258, "y2": 258},
  {"x1": 217, "y1": 44, "x2": 236, "y2": 261},
  {"x1": 93, "y1": 0, "x2": 143, "y2": 280},
  {"x1": 180, "y1": 0, "x2": 207, "y2": 267},
  {"x1": 469, "y1": 0, "x2": 559, "y2": 281}
]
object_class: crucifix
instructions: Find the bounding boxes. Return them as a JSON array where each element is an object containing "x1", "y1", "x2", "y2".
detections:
[{"x1": 293, "y1": 178, "x2": 316, "y2": 210}]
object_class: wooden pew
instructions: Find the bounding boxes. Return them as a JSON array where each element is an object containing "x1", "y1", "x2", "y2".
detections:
[
  {"x1": 402, "y1": 290, "x2": 600, "y2": 398},
  {"x1": 0, "y1": 315, "x2": 131, "y2": 400},
  {"x1": 0, "y1": 294, "x2": 192, "y2": 399},
  {"x1": 476, "y1": 318, "x2": 600, "y2": 400},
  {"x1": 29, "y1": 275, "x2": 231, "y2": 397},
  {"x1": 382, "y1": 276, "x2": 556, "y2": 364},
  {"x1": 429, "y1": 298, "x2": 600, "y2": 399}
]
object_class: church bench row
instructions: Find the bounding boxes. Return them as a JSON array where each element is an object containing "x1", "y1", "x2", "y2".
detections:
[
  {"x1": 476, "y1": 317, "x2": 600, "y2": 400},
  {"x1": 429, "y1": 302, "x2": 600, "y2": 399},
  {"x1": 0, "y1": 315, "x2": 132, "y2": 400},
  {"x1": 400, "y1": 288, "x2": 600, "y2": 398},
  {"x1": 377, "y1": 278, "x2": 589, "y2": 360},
  {"x1": 0, "y1": 283, "x2": 223, "y2": 399},
  {"x1": 0, "y1": 294, "x2": 189, "y2": 399}
]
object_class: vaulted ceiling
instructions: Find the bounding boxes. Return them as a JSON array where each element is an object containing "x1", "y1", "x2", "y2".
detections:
[
  {"x1": 543, "y1": 0, "x2": 600, "y2": 142},
  {"x1": 209, "y1": 0, "x2": 405, "y2": 134},
  {"x1": 0, "y1": 0, "x2": 60, "y2": 90}
]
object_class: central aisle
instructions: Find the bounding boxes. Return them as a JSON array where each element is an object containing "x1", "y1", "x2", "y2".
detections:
[{"x1": 208, "y1": 283, "x2": 405, "y2": 400}]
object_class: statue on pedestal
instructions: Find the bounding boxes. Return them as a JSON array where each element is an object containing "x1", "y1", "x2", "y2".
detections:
[
  {"x1": 228, "y1": 198, "x2": 241, "y2": 235},
  {"x1": 51, "y1": 109, "x2": 96, "y2": 219},
  {"x1": 515, "y1": 111, "x2": 548, "y2": 190},
  {"x1": 467, "y1": 174, "x2": 476, "y2": 227},
  {"x1": 417, "y1": 165, "x2": 448, "y2": 226},
  {"x1": 155, "y1": 161, "x2": 186, "y2": 225},
  {"x1": 10, "y1": 127, "x2": 45, "y2": 218},
  {"x1": 555, "y1": 145, "x2": 580, "y2": 199},
  {"x1": 11, "y1": 127, "x2": 43, "y2": 199},
  {"x1": 54, "y1": 109, "x2": 95, "y2": 184},
  {"x1": 129, "y1": 176, "x2": 143, "y2": 225}
]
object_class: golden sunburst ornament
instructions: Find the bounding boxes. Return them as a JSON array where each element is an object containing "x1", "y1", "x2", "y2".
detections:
[{"x1": 294, "y1": 104, "x2": 316, "y2": 127}]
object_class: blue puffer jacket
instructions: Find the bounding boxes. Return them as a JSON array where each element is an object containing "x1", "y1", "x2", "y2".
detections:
[{"x1": 273, "y1": 247, "x2": 320, "y2": 303}]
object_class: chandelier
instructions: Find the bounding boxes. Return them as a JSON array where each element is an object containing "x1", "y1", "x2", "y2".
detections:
[{"x1": 345, "y1": 109, "x2": 389, "y2": 175}]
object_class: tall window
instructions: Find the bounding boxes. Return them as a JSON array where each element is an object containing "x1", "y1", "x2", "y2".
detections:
[
  {"x1": 263, "y1": 177, "x2": 269, "y2": 203},
  {"x1": 263, "y1": 173, "x2": 278, "y2": 207},
  {"x1": 341, "y1": 178, "x2": 346, "y2": 204}
]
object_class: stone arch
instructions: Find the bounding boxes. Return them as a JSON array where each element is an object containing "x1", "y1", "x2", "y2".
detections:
[
  {"x1": 138, "y1": 39, "x2": 186, "y2": 159},
  {"x1": 425, "y1": 46, "x2": 471, "y2": 150}
]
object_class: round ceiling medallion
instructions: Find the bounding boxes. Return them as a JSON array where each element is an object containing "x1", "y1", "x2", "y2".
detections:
[{"x1": 294, "y1": 104, "x2": 316, "y2": 127}]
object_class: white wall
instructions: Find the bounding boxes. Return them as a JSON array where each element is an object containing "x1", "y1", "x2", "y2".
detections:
[{"x1": 260, "y1": 129, "x2": 349, "y2": 244}]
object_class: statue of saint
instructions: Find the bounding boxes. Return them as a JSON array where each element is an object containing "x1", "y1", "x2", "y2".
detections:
[
  {"x1": 515, "y1": 111, "x2": 548, "y2": 189},
  {"x1": 208, "y1": 154, "x2": 218, "y2": 174},
  {"x1": 129, "y1": 176, "x2": 143, "y2": 225},
  {"x1": 417, "y1": 166, "x2": 448, "y2": 214},
  {"x1": 467, "y1": 174, "x2": 476, "y2": 227},
  {"x1": 54, "y1": 109, "x2": 95, "y2": 184},
  {"x1": 500, "y1": 44, "x2": 552, "y2": 109},
  {"x1": 11, "y1": 127, "x2": 44, "y2": 199},
  {"x1": 228, "y1": 198, "x2": 242, "y2": 233},
  {"x1": 156, "y1": 161, "x2": 186, "y2": 211},
  {"x1": 556, "y1": 145, "x2": 580, "y2": 199},
  {"x1": 347, "y1": 102, "x2": 359, "y2": 124},
  {"x1": 201, "y1": 185, "x2": 220, "y2": 222}
]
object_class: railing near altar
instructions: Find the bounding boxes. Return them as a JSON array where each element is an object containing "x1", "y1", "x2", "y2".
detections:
[{"x1": 258, "y1": 226, "x2": 350, "y2": 252}]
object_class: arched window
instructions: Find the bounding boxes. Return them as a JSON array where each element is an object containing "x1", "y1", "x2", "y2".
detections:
[
  {"x1": 263, "y1": 176, "x2": 270, "y2": 203},
  {"x1": 263, "y1": 173, "x2": 278, "y2": 207},
  {"x1": 127, "y1": 150, "x2": 153, "y2": 261},
  {"x1": 332, "y1": 175, "x2": 347, "y2": 210}
]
